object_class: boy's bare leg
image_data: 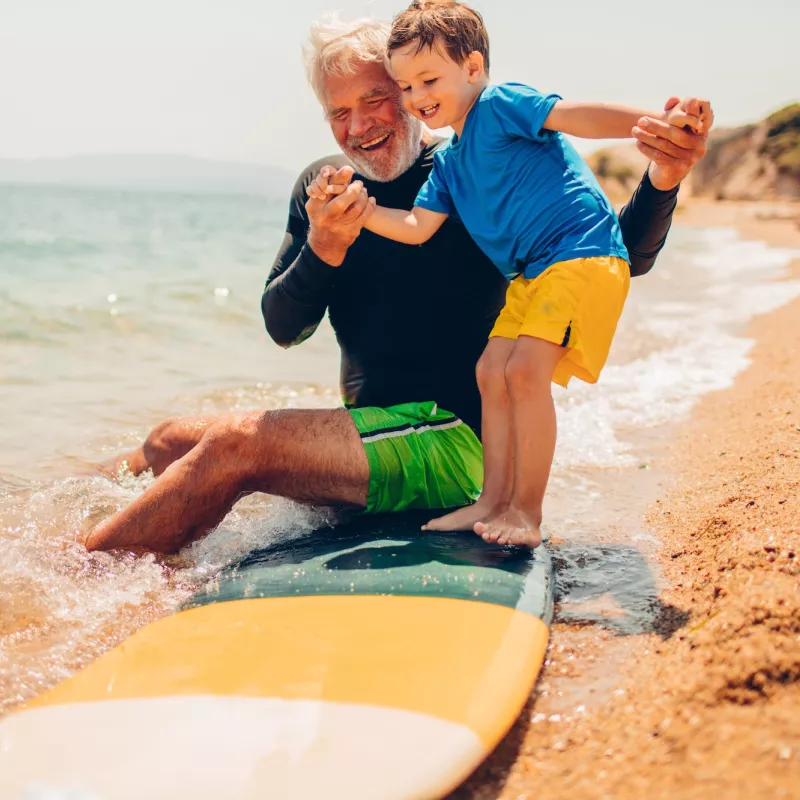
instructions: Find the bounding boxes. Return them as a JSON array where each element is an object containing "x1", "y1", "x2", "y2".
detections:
[
  {"x1": 103, "y1": 416, "x2": 223, "y2": 477},
  {"x1": 475, "y1": 336, "x2": 564, "y2": 548},
  {"x1": 423, "y1": 337, "x2": 516, "y2": 531},
  {"x1": 84, "y1": 408, "x2": 369, "y2": 554}
]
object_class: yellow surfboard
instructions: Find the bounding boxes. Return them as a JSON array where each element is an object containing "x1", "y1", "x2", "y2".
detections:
[{"x1": 0, "y1": 511, "x2": 552, "y2": 799}]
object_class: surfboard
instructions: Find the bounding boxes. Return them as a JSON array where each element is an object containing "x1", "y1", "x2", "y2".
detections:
[{"x1": 0, "y1": 510, "x2": 552, "y2": 800}]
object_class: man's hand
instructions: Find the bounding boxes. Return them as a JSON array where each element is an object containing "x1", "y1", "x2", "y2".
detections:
[
  {"x1": 305, "y1": 165, "x2": 374, "y2": 266},
  {"x1": 633, "y1": 97, "x2": 714, "y2": 191}
]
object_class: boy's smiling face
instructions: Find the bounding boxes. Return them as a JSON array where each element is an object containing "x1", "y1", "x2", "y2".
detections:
[{"x1": 389, "y1": 42, "x2": 486, "y2": 133}]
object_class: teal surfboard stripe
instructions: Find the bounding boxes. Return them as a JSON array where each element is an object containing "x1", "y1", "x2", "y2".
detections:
[{"x1": 186, "y1": 511, "x2": 553, "y2": 622}]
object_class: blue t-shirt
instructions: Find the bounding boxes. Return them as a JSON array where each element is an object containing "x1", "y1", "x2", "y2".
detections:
[{"x1": 415, "y1": 82, "x2": 629, "y2": 280}]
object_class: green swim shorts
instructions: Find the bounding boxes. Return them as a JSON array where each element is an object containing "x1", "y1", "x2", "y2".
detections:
[{"x1": 348, "y1": 401, "x2": 484, "y2": 514}]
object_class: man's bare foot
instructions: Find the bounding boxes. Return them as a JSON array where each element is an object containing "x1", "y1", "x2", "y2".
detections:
[
  {"x1": 473, "y1": 506, "x2": 542, "y2": 548},
  {"x1": 422, "y1": 499, "x2": 500, "y2": 531},
  {"x1": 95, "y1": 458, "x2": 124, "y2": 481},
  {"x1": 96, "y1": 450, "x2": 149, "y2": 481}
]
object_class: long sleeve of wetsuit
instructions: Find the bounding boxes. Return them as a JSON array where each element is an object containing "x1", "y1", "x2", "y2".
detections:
[
  {"x1": 261, "y1": 232, "x2": 338, "y2": 348},
  {"x1": 261, "y1": 158, "x2": 350, "y2": 348},
  {"x1": 619, "y1": 169, "x2": 679, "y2": 278}
]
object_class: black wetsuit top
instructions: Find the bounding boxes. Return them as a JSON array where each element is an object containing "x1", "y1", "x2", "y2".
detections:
[{"x1": 262, "y1": 139, "x2": 678, "y2": 438}]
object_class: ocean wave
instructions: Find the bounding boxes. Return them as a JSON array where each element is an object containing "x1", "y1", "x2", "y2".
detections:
[{"x1": 553, "y1": 226, "x2": 800, "y2": 471}]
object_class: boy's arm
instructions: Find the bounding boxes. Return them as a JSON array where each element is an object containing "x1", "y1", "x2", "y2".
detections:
[
  {"x1": 543, "y1": 100, "x2": 703, "y2": 140},
  {"x1": 307, "y1": 168, "x2": 449, "y2": 246},
  {"x1": 364, "y1": 205, "x2": 448, "y2": 246}
]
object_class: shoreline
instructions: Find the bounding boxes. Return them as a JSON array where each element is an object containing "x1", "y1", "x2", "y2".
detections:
[{"x1": 459, "y1": 201, "x2": 800, "y2": 798}]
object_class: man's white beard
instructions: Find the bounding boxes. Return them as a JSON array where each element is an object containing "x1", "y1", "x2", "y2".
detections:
[{"x1": 346, "y1": 113, "x2": 424, "y2": 183}]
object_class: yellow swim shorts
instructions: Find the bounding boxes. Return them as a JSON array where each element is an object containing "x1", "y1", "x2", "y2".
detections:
[{"x1": 490, "y1": 256, "x2": 630, "y2": 387}]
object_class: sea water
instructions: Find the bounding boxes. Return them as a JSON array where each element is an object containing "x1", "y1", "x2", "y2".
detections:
[{"x1": 1, "y1": 184, "x2": 798, "y2": 713}]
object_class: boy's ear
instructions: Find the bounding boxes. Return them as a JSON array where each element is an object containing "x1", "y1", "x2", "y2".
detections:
[{"x1": 465, "y1": 51, "x2": 486, "y2": 83}]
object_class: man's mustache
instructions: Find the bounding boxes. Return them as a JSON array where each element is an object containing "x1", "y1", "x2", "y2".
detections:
[{"x1": 346, "y1": 128, "x2": 392, "y2": 150}]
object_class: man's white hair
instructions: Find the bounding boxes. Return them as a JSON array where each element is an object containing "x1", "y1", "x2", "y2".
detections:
[{"x1": 303, "y1": 15, "x2": 391, "y2": 106}]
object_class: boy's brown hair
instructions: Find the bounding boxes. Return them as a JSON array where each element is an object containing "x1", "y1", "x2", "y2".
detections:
[{"x1": 387, "y1": 0, "x2": 490, "y2": 70}]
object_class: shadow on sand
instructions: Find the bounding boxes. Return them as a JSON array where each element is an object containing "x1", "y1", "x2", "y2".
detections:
[{"x1": 449, "y1": 540, "x2": 689, "y2": 799}]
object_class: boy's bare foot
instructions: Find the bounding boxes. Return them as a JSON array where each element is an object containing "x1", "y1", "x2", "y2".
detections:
[
  {"x1": 422, "y1": 499, "x2": 499, "y2": 531},
  {"x1": 473, "y1": 507, "x2": 542, "y2": 549}
]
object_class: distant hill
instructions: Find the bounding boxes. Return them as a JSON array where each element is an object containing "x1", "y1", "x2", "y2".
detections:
[
  {"x1": 585, "y1": 145, "x2": 650, "y2": 204},
  {"x1": 691, "y1": 104, "x2": 800, "y2": 201},
  {"x1": 0, "y1": 154, "x2": 295, "y2": 197},
  {"x1": 586, "y1": 103, "x2": 800, "y2": 203}
]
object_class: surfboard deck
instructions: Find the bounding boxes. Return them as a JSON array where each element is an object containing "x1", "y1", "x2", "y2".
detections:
[{"x1": 0, "y1": 510, "x2": 552, "y2": 800}]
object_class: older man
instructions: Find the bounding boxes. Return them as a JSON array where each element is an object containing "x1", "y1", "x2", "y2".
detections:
[{"x1": 85, "y1": 18, "x2": 711, "y2": 553}]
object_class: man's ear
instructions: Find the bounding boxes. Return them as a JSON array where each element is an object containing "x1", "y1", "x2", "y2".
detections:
[{"x1": 465, "y1": 51, "x2": 486, "y2": 83}]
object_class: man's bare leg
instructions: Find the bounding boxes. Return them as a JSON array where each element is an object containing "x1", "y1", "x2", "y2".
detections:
[
  {"x1": 84, "y1": 408, "x2": 369, "y2": 554},
  {"x1": 104, "y1": 416, "x2": 223, "y2": 477},
  {"x1": 423, "y1": 338, "x2": 515, "y2": 531},
  {"x1": 475, "y1": 336, "x2": 564, "y2": 548}
]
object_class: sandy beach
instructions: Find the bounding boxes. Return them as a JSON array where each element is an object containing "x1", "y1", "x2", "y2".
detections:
[{"x1": 457, "y1": 201, "x2": 800, "y2": 799}]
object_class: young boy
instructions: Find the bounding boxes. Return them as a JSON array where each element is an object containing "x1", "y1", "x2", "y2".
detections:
[{"x1": 308, "y1": 0, "x2": 709, "y2": 548}]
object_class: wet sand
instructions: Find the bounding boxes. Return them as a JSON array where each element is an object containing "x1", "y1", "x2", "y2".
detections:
[{"x1": 458, "y1": 201, "x2": 800, "y2": 799}]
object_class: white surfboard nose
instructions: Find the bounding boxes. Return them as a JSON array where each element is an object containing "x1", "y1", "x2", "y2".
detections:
[{"x1": 0, "y1": 696, "x2": 485, "y2": 800}]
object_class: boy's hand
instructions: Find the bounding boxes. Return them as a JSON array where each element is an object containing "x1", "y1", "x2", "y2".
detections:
[
  {"x1": 307, "y1": 166, "x2": 351, "y2": 200},
  {"x1": 634, "y1": 97, "x2": 714, "y2": 191},
  {"x1": 304, "y1": 165, "x2": 373, "y2": 266},
  {"x1": 661, "y1": 96, "x2": 713, "y2": 135},
  {"x1": 683, "y1": 97, "x2": 713, "y2": 134}
]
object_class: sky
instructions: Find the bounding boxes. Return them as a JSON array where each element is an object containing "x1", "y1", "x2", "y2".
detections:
[{"x1": 1, "y1": 0, "x2": 797, "y2": 171}]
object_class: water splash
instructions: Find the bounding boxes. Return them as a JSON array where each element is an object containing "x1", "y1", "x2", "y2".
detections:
[
  {"x1": 0, "y1": 470, "x2": 333, "y2": 715},
  {"x1": 553, "y1": 228, "x2": 800, "y2": 472}
]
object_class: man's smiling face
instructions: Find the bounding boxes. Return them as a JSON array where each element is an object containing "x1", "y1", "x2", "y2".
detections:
[{"x1": 323, "y1": 60, "x2": 423, "y2": 182}]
